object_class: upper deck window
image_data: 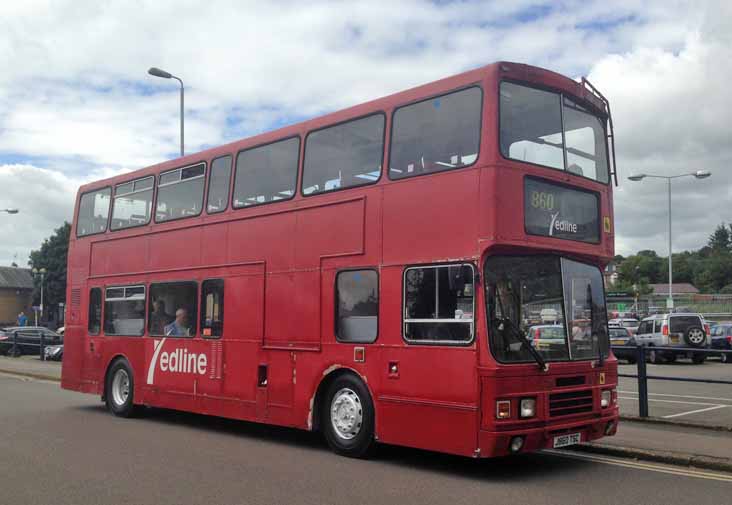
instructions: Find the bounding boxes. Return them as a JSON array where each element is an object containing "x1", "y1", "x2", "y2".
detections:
[
  {"x1": 77, "y1": 187, "x2": 111, "y2": 237},
  {"x1": 233, "y1": 137, "x2": 299, "y2": 208},
  {"x1": 156, "y1": 163, "x2": 206, "y2": 222},
  {"x1": 500, "y1": 82, "x2": 609, "y2": 184},
  {"x1": 110, "y1": 176, "x2": 154, "y2": 230},
  {"x1": 302, "y1": 114, "x2": 384, "y2": 195},
  {"x1": 207, "y1": 156, "x2": 232, "y2": 214},
  {"x1": 389, "y1": 87, "x2": 482, "y2": 180}
]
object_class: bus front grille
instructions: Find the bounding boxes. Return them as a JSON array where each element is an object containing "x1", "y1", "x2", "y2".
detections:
[{"x1": 548, "y1": 390, "x2": 593, "y2": 417}]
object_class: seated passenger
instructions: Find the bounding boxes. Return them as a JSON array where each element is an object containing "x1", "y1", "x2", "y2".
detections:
[
  {"x1": 165, "y1": 308, "x2": 190, "y2": 337},
  {"x1": 150, "y1": 300, "x2": 173, "y2": 335}
]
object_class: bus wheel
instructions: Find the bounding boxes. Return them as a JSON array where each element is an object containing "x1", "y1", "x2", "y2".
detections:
[
  {"x1": 322, "y1": 374, "x2": 374, "y2": 458},
  {"x1": 105, "y1": 359, "x2": 137, "y2": 417}
]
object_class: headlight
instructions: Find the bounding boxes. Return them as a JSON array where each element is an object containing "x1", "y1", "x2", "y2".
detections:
[
  {"x1": 601, "y1": 390, "x2": 612, "y2": 408},
  {"x1": 520, "y1": 398, "x2": 536, "y2": 418}
]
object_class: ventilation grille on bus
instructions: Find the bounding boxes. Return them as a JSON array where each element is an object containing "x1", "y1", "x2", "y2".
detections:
[
  {"x1": 556, "y1": 376, "x2": 585, "y2": 388},
  {"x1": 549, "y1": 389, "x2": 593, "y2": 417},
  {"x1": 70, "y1": 288, "x2": 81, "y2": 308}
]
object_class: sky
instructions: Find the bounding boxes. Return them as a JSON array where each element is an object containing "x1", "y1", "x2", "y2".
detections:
[{"x1": 1, "y1": 0, "x2": 730, "y2": 266}]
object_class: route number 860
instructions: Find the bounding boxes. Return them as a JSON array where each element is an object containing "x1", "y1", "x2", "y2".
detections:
[{"x1": 531, "y1": 191, "x2": 555, "y2": 210}]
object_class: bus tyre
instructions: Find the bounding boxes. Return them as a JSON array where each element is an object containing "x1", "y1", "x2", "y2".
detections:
[
  {"x1": 322, "y1": 375, "x2": 374, "y2": 458},
  {"x1": 105, "y1": 359, "x2": 137, "y2": 417}
]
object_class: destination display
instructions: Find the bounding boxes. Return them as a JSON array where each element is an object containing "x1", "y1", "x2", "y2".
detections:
[{"x1": 524, "y1": 177, "x2": 600, "y2": 243}]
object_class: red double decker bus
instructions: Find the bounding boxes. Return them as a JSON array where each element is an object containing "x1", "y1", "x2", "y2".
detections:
[{"x1": 63, "y1": 61, "x2": 619, "y2": 458}]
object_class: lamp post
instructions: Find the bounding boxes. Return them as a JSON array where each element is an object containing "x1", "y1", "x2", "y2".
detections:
[
  {"x1": 31, "y1": 267, "x2": 47, "y2": 326},
  {"x1": 147, "y1": 67, "x2": 184, "y2": 157},
  {"x1": 628, "y1": 170, "x2": 711, "y2": 310}
]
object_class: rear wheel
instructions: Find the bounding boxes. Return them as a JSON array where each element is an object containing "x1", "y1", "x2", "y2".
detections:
[
  {"x1": 692, "y1": 353, "x2": 706, "y2": 364},
  {"x1": 105, "y1": 359, "x2": 137, "y2": 417},
  {"x1": 721, "y1": 353, "x2": 732, "y2": 364},
  {"x1": 322, "y1": 374, "x2": 374, "y2": 458}
]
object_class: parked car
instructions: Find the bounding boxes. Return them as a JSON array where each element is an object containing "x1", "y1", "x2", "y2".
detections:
[
  {"x1": 608, "y1": 318, "x2": 640, "y2": 335},
  {"x1": 608, "y1": 325, "x2": 637, "y2": 364},
  {"x1": 710, "y1": 323, "x2": 732, "y2": 363},
  {"x1": 528, "y1": 324, "x2": 565, "y2": 350},
  {"x1": 0, "y1": 326, "x2": 63, "y2": 356},
  {"x1": 634, "y1": 313, "x2": 710, "y2": 364},
  {"x1": 43, "y1": 343, "x2": 64, "y2": 361}
]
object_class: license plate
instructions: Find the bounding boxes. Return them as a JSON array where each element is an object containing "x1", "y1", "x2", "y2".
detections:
[
  {"x1": 670, "y1": 336, "x2": 680, "y2": 344},
  {"x1": 553, "y1": 432, "x2": 581, "y2": 448},
  {"x1": 611, "y1": 339, "x2": 624, "y2": 345}
]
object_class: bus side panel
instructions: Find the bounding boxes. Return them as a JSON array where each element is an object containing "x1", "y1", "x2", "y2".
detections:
[{"x1": 60, "y1": 325, "x2": 83, "y2": 391}]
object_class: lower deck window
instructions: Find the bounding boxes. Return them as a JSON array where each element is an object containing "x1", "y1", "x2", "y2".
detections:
[
  {"x1": 336, "y1": 270, "x2": 378, "y2": 343},
  {"x1": 403, "y1": 264, "x2": 474, "y2": 343},
  {"x1": 104, "y1": 286, "x2": 146, "y2": 336},
  {"x1": 201, "y1": 279, "x2": 224, "y2": 338},
  {"x1": 149, "y1": 282, "x2": 198, "y2": 337}
]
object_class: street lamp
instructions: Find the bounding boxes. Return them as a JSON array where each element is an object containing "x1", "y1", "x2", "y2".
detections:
[
  {"x1": 148, "y1": 66, "x2": 184, "y2": 157},
  {"x1": 2, "y1": 208, "x2": 18, "y2": 214},
  {"x1": 31, "y1": 267, "x2": 47, "y2": 326},
  {"x1": 627, "y1": 170, "x2": 712, "y2": 309}
]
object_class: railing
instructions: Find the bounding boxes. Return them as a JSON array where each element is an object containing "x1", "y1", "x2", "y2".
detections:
[
  {"x1": 612, "y1": 345, "x2": 732, "y2": 417},
  {"x1": 7, "y1": 330, "x2": 50, "y2": 361}
]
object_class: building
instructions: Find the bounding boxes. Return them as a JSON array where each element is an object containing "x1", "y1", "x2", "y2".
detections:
[
  {"x1": 648, "y1": 283, "x2": 700, "y2": 296},
  {"x1": 0, "y1": 267, "x2": 33, "y2": 325}
]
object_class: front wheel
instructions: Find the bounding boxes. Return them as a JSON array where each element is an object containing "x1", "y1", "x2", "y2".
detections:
[
  {"x1": 649, "y1": 348, "x2": 664, "y2": 365},
  {"x1": 322, "y1": 374, "x2": 375, "y2": 458},
  {"x1": 105, "y1": 359, "x2": 137, "y2": 417}
]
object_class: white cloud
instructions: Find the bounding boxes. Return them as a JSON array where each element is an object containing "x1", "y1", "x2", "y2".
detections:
[
  {"x1": 0, "y1": 0, "x2": 729, "y2": 264},
  {"x1": 588, "y1": 5, "x2": 732, "y2": 256}
]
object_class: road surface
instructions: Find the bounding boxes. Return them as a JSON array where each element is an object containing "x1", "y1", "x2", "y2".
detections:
[{"x1": 0, "y1": 373, "x2": 730, "y2": 505}]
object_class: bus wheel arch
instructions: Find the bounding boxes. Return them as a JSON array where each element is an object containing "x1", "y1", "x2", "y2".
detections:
[{"x1": 311, "y1": 367, "x2": 376, "y2": 458}]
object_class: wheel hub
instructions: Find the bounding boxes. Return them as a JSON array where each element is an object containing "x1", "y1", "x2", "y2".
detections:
[
  {"x1": 330, "y1": 388, "x2": 363, "y2": 440},
  {"x1": 111, "y1": 369, "x2": 130, "y2": 407}
]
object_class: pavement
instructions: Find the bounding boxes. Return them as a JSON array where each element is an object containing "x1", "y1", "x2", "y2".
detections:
[
  {"x1": 1, "y1": 373, "x2": 731, "y2": 505},
  {"x1": 1, "y1": 355, "x2": 731, "y2": 474}
]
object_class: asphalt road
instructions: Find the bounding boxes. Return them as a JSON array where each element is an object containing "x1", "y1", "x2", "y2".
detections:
[
  {"x1": 1, "y1": 373, "x2": 731, "y2": 505},
  {"x1": 617, "y1": 360, "x2": 732, "y2": 426}
]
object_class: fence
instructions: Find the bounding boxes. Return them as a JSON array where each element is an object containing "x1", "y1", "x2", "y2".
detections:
[
  {"x1": 612, "y1": 345, "x2": 732, "y2": 417},
  {"x1": 608, "y1": 294, "x2": 732, "y2": 321}
]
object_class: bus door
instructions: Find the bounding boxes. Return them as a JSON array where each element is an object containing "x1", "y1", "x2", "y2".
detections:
[
  {"x1": 81, "y1": 287, "x2": 103, "y2": 388},
  {"x1": 378, "y1": 264, "x2": 480, "y2": 456}
]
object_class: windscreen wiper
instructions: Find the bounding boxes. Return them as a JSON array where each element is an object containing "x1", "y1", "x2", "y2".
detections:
[{"x1": 498, "y1": 319, "x2": 549, "y2": 372}]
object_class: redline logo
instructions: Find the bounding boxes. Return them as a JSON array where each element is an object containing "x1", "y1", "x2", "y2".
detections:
[
  {"x1": 146, "y1": 338, "x2": 208, "y2": 385},
  {"x1": 549, "y1": 212, "x2": 578, "y2": 236}
]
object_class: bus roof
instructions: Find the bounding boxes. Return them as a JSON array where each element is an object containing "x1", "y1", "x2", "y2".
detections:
[{"x1": 76, "y1": 61, "x2": 605, "y2": 196}]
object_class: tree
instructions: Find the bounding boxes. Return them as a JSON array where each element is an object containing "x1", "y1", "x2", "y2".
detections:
[
  {"x1": 28, "y1": 222, "x2": 71, "y2": 311},
  {"x1": 708, "y1": 223, "x2": 732, "y2": 254}
]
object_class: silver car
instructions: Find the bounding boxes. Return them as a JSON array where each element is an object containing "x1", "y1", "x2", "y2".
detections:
[{"x1": 634, "y1": 313, "x2": 710, "y2": 364}]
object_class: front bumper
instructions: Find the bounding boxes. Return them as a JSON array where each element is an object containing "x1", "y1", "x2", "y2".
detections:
[{"x1": 477, "y1": 409, "x2": 619, "y2": 457}]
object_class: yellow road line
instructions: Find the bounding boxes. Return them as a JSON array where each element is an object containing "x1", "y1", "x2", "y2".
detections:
[{"x1": 543, "y1": 449, "x2": 732, "y2": 483}]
